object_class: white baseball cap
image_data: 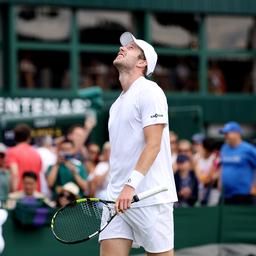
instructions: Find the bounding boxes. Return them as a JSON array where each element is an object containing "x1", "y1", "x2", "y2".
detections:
[
  {"x1": 62, "y1": 182, "x2": 79, "y2": 196},
  {"x1": 120, "y1": 32, "x2": 158, "y2": 76}
]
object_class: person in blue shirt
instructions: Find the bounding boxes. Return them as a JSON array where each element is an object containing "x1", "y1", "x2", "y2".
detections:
[{"x1": 220, "y1": 121, "x2": 256, "y2": 205}]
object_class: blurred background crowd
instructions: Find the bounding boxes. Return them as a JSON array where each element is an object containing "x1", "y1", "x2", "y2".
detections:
[
  {"x1": 0, "y1": 116, "x2": 111, "y2": 211},
  {"x1": 1, "y1": 119, "x2": 256, "y2": 213}
]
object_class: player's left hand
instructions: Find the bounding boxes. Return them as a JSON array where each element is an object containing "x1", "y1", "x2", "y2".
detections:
[{"x1": 115, "y1": 185, "x2": 135, "y2": 213}]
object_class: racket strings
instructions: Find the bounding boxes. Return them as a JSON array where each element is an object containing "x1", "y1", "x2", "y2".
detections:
[{"x1": 52, "y1": 201, "x2": 111, "y2": 242}]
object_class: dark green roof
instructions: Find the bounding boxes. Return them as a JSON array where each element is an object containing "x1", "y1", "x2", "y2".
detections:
[{"x1": 1, "y1": 0, "x2": 256, "y2": 15}]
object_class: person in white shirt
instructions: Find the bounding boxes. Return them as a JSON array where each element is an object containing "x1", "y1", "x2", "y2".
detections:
[
  {"x1": 0, "y1": 208, "x2": 8, "y2": 254},
  {"x1": 89, "y1": 141, "x2": 110, "y2": 199},
  {"x1": 99, "y1": 32, "x2": 177, "y2": 256},
  {"x1": 169, "y1": 131, "x2": 179, "y2": 172},
  {"x1": 36, "y1": 136, "x2": 57, "y2": 198}
]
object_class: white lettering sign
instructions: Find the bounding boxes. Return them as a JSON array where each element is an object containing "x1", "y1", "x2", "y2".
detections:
[{"x1": 0, "y1": 97, "x2": 92, "y2": 116}]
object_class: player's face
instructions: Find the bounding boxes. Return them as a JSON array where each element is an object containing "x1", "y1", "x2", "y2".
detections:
[{"x1": 113, "y1": 42, "x2": 144, "y2": 71}]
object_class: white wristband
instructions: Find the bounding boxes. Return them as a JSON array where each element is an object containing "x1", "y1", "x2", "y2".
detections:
[{"x1": 125, "y1": 170, "x2": 144, "y2": 189}]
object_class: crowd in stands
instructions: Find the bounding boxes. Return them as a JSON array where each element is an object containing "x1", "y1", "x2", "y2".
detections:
[
  {"x1": 171, "y1": 121, "x2": 256, "y2": 207},
  {"x1": 19, "y1": 53, "x2": 254, "y2": 93},
  {"x1": 0, "y1": 117, "x2": 110, "y2": 213},
  {"x1": 0, "y1": 120, "x2": 256, "y2": 218}
]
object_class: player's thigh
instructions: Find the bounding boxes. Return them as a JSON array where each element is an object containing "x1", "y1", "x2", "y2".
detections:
[
  {"x1": 123, "y1": 203, "x2": 174, "y2": 253},
  {"x1": 100, "y1": 238, "x2": 132, "y2": 256},
  {"x1": 147, "y1": 249, "x2": 174, "y2": 256}
]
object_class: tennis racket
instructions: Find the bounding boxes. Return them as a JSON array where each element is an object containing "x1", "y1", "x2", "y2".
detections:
[{"x1": 51, "y1": 185, "x2": 168, "y2": 244}]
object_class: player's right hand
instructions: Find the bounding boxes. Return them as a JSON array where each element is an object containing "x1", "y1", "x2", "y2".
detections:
[{"x1": 115, "y1": 185, "x2": 135, "y2": 213}]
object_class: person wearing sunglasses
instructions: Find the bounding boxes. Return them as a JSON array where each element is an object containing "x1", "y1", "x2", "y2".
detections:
[{"x1": 56, "y1": 182, "x2": 80, "y2": 208}]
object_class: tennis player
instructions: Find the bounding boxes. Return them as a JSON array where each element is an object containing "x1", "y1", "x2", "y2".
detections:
[{"x1": 99, "y1": 32, "x2": 178, "y2": 256}]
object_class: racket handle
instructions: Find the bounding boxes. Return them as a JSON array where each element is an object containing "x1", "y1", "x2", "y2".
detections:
[{"x1": 132, "y1": 185, "x2": 168, "y2": 202}]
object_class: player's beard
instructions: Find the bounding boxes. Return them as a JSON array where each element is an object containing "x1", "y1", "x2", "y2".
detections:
[{"x1": 113, "y1": 57, "x2": 126, "y2": 73}]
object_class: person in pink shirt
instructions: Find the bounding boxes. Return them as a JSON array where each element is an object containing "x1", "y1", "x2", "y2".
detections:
[{"x1": 5, "y1": 124, "x2": 41, "y2": 191}]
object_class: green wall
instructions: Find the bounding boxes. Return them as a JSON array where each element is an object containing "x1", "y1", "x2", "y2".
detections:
[{"x1": 2, "y1": 205, "x2": 256, "y2": 255}]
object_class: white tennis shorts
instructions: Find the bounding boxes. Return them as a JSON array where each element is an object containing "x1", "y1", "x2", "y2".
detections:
[{"x1": 99, "y1": 203, "x2": 174, "y2": 253}]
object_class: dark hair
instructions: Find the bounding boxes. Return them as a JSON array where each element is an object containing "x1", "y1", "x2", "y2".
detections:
[
  {"x1": 176, "y1": 154, "x2": 190, "y2": 163},
  {"x1": 56, "y1": 192, "x2": 77, "y2": 207},
  {"x1": 202, "y1": 138, "x2": 216, "y2": 152},
  {"x1": 14, "y1": 124, "x2": 31, "y2": 143},
  {"x1": 67, "y1": 124, "x2": 84, "y2": 135},
  {"x1": 22, "y1": 171, "x2": 37, "y2": 181},
  {"x1": 60, "y1": 138, "x2": 75, "y2": 147}
]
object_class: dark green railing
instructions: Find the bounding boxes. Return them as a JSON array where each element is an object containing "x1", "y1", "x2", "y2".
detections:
[{"x1": 2, "y1": 205, "x2": 256, "y2": 255}]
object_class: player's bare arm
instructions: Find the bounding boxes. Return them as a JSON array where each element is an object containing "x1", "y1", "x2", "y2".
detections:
[{"x1": 115, "y1": 124, "x2": 165, "y2": 212}]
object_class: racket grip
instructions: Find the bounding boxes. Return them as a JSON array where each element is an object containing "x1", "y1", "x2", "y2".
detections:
[{"x1": 132, "y1": 186, "x2": 168, "y2": 202}]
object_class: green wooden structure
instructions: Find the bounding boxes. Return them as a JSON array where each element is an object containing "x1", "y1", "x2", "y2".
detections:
[{"x1": 0, "y1": 0, "x2": 256, "y2": 140}]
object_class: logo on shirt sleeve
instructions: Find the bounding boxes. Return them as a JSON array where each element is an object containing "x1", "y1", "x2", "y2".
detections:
[{"x1": 150, "y1": 113, "x2": 163, "y2": 118}]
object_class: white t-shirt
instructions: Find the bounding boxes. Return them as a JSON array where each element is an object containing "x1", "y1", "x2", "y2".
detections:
[
  {"x1": 197, "y1": 154, "x2": 215, "y2": 176},
  {"x1": 94, "y1": 161, "x2": 109, "y2": 199},
  {"x1": 0, "y1": 209, "x2": 8, "y2": 253},
  {"x1": 107, "y1": 76, "x2": 178, "y2": 206},
  {"x1": 36, "y1": 147, "x2": 57, "y2": 197}
]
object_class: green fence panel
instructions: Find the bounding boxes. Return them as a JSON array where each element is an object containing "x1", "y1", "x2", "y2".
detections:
[
  {"x1": 2, "y1": 215, "x2": 99, "y2": 256},
  {"x1": 174, "y1": 206, "x2": 219, "y2": 250},
  {"x1": 220, "y1": 205, "x2": 256, "y2": 244},
  {"x1": 2, "y1": 213, "x2": 144, "y2": 256},
  {"x1": 2, "y1": 206, "x2": 256, "y2": 255},
  {"x1": 169, "y1": 106, "x2": 204, "y2": 140}
]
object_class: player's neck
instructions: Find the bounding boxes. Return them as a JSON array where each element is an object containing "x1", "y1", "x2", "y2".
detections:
[{"x1": 119, "y1": 71, "x2": 143, "y2": 92}]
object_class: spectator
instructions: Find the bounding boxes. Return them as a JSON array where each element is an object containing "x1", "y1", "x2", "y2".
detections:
[
  {"x1": 67, "y1": 125, "x2": 88, "y2": 162},
  {"x1": 220, "y1": 121, "x2": 256, "y2": 205},
  {"x1": 67, "y1": 115, "x2": 96, "y2": 162},
  {"x1": 173, "y1": 60, "x2": 192, "y2": 91},
  {"x1": 170, "y1": 131, "x2": 179, "y2": 172},
  {"x1": 36, "y1": 136, "x2": 57, "y2": 198},
  {"x1": 208, "y1": 62, "x2": 226, "y2": 94},
  {"x1": 19, "y1": 54, "x2": 37, "y2": 88},
  {"x1": 5, "y1": 124, "x2": 42, "y2": 191},
  {"x1": 86, "y1": 59, "x2": 109, "y2": 90},
  {"x1": 84, "y1": 143, "x2": 100, "y2": 175},
  {"x1": 174, "y1": 154, "x2": 199, "y2": 207},
  {"x1": 55, "y1": 182, "x2": 79, "y2": 208},
  {"x1": 0, "y1": 143, "x2": 14, "y2": 203},
  {"x1": 191, "y1": 133, "x2": 205, "y2": 160},
  {"x1": 195, "y1": 138, "x2": 220, "y2": 205},
  {"x1": 6, "y1": 171, "x2": 53, "y2": 210},
  {"x1": 251, "y1": 171, "x2": 256, "y2": 203},
  {"x1": 89, "y1": 141, "x2": 110, "y2": 199},
  {"x1": 46, "y1": 139, "x2": 88, "y2": 200},
  {"x1": 0, "y1": 208, "x2": 8, "y2": 254},
  {"x1": 178, "y1": 139, "x2": 193, "y2": 159}
]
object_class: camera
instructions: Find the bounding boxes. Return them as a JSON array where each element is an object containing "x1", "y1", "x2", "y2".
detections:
[{"x1": 60, "y1": 152, "x2": 73, "y2": 160}]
